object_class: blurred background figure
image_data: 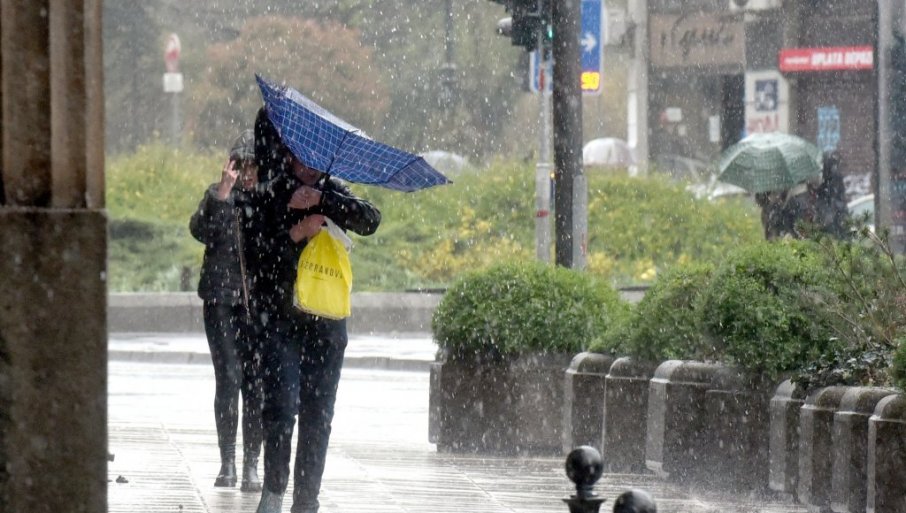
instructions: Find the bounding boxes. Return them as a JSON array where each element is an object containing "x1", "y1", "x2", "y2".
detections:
[
  {"x1": 815, "y1": 151, "x2": 850, "y2": 238},
  {"x1": 189, "y1": 129, "x2": 264, "y2": 492}
]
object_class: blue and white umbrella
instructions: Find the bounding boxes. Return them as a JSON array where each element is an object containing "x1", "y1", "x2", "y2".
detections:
[{"x1": 256, "y1": 74, "x2": 450, "y2": 192}]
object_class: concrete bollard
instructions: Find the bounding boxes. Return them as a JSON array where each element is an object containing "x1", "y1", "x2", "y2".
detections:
[
  {"x1": 431, "y1": 354, "x2": 512, "y2": 453},
  {"x1": 562, "y1": 352, "x2": 615, "y2": 454},
  {"x1": 866, "y1": 393, "x2": 906, "y2": 513},
  {"x1": 797, "y1": 386, "x2": 848, "y2": 511},
  {"x1": 768, "y1": 379, "x2": 807, "y2": 498},
  {"x1": 510, "y1": 353, "x2": 573, "y2": 455},
  {"x1": 428, "y1": 361, "x2": 442, "y2": 443},
  {"x1": 602, "y1": 357, "x2": 657, "y2": 473},
  {"x1": 830, "y1": 387, "x2": 897, "y2": 513},
  {"x1": 645, "y1": 360, "x2": 723, "y2": 481},
  {"x1": 700, "y1": 367, "x2": 771, "y2": 492}
]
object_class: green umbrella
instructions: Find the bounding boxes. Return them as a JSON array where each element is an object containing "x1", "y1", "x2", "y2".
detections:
[{"x1": 717, "y1": 133, "x2": 822, "y2": 193}]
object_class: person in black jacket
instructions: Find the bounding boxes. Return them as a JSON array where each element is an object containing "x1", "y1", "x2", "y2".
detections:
[
  {"x1": 251, "y1": 108, "x2": 381, "y2": 513},
  {"x1": 189, "y1": 130, "x2": 264, "y2": 492},
  {"x1": 815, "y1": 151, "x2": 850, "y2": 239}
]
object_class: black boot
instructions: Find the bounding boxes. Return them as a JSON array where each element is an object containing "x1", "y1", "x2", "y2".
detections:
[
  {"x1": 214, "y1": 459, "x2": 237, "y2": 487},
  {"x1": 240, "y1": 456, "x2": 262, "y2": 492},
  {"x1": 255, "y1": 488, "x2": 284, "y2": 513},
  {"x1": 214, "y1": 440, "x2": 237, "y2": 487}
]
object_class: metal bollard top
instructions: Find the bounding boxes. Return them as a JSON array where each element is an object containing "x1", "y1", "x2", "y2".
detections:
[
  {"x1": 565, "y1": 446, "x2": 604, "y2": 499},
  {"x1": 612, "y1": 489, "x2": 657, "y2": 513}
]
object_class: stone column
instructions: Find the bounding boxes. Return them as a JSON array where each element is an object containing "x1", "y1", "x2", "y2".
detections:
[
  {"x1": 645, "y1": 360, "x2": 723, "y2": 482},
  {"x1": 562, "y1": 352, "x2": 614, "y2": 453},
  {"x1": 768, "y1": 379, "x2": 806, "y2": 499},
  {"x1": 865, "y1": 393, "x2": 906, "y2": 513},
  {"x1": 798, "y1": 386, "x2": 848, "y2": 512},
  {"x1": 602, "y1": 357, "x2": 656, "y2": 473},
  {"x1": 700, "y1": 368, "x2": 772, "y2": 492},
  {"x1": 831, "y1": 387, "x2": 897, "y2": 513},
  {"x1": 0, "y1": 2, "x2": 106, "y2": 512}
]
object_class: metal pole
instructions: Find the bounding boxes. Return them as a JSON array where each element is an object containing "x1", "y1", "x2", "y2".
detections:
[
  {"x1": 877, "y1": 0, "x2": 895, "y2": 250},
  {"x1": 536, "y1": 46, "x2": 553, "y2": 262},
  {"x1": 552, "y1": 0, "x2": 586, "y2": 269},
  {"x1": 439, "y1": 0, "x2": 457, "y2": 111},
  {"x1": 170, "y1": 91, "x2": 180, "y2": 146},
  {"x1": 627, "y1": 0, "x2": 649, "y2": 176},
  {"x1": 445, "y1": 0, "x2": 454, "y2": 67}
]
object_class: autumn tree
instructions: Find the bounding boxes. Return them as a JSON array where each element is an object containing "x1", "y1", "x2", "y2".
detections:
[{"x1": 185, "y1": 16, "x2": 390, "y2": 150}]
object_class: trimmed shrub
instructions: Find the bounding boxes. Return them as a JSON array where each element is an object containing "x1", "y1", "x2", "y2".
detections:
[
  {"x1": 432, "y1": 261, "x2": 629, "y2": 360},
  {"x1": 790, "y1": 234, "x2": 906, "y2": 390},
  {"x1": 697, "y1": 240, "x2": 842, "y2": 380},
  {"x1": 592, "y1": 262, "x2": 714, "y2": 361}
]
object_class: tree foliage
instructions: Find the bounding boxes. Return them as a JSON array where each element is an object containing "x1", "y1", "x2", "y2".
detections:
[
  {"x1": 185, "y1": 16, "x2": 390, "y2": 150},
  {"x1": 103, "y1": 1, "x2": 167, "y2": 153}
]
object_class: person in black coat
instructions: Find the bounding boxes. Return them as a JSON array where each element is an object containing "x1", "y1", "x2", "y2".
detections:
[
  {"x1": 815, "y1": 151, "x2": 850, "y2": 239},
  {"x1": 189, "y1": 129, "x2": 264, "y2": 492},
  {"x1": 250, "y1": 108, "x2": 381, "y2": 513}
]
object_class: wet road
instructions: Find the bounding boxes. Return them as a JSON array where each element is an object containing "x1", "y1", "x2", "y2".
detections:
[{"x1": 108, "y1": 360, "x2": 806, "y2": 513}]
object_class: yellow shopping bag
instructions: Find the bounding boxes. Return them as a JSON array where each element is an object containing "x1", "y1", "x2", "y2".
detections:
[{"x1": 293, "y1": 225, "x2": 352, "y2": 320}]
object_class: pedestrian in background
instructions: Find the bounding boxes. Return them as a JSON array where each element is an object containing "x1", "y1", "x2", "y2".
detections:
[
  {"x1": 251, "y1": 108, "x2": 382, "y2": 513},
  {"x1": 755, "y1": 176, "x2": 819, "y2": 241},
  {"x1": 189, "y1": 129, "x2": 264, "y2": 492},
  {"x1": 815, "y1": 151, "x2": 850, "y2": 238}
]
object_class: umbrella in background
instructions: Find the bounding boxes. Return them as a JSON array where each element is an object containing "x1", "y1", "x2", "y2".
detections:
[
  {"x1": 419, "y1": 150, "x2": 469, "y2": 176},
  {"x1": 583, "y1": 138, "x2": 636, "y2": 167},
  {"x1": 256, "y1": 74, "x2": 451, "y2": 192},
  {"x1": 718, "y1": 132, "x2": 822, "y2": 193}
]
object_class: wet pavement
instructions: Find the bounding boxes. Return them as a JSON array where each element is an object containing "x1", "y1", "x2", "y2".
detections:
[{"x1": 107, "y1": 335, "x2": 807, "y2": 513}]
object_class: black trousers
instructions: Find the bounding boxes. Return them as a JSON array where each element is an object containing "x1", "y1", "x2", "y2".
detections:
[
  {"x1": 203, "y1": 301, "x2": 264, "y2": 463},
  {"x1": 261, "y1": 315, "x2": 347, "y2": 513}
]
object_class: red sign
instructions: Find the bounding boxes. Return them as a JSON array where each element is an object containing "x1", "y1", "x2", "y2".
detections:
[
  {"x1": 779, "y1": 46, "x2": 874, "y2": 72},
  {"x1": 164, "y1": 34, "x2": 181, "y2": 73}
]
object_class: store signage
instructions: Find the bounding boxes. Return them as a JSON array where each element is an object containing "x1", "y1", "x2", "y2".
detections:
[
  {"x1": 745, "y1": 70, "x2": 789, "y2": 135},
  {"x1": 779, "y1": 46, "x2": 874, "y2": 72},
  {"x1": 650, "y1": 13, "x2": 744, "y2": 68}
]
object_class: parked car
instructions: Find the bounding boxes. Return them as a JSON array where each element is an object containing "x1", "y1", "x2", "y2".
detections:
[
  {"x1": 847, "y1": 194, "x2": 875, "y2": 232},
  {"x1": 653, "y1": 154, "x2": 713, "y2": 184}
]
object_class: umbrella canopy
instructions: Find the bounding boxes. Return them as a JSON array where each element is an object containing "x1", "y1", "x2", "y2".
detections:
[
  {"x1": 256, "y1": 74, "x2": 450, "y2": 192},
  {"x1": 583, "y1": 137, "x2": 636, "y2": 166},
  {"x1": 718, "y1": 132, "x2": 822, "y2": 193}
]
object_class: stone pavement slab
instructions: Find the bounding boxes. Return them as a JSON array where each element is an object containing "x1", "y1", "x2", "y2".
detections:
[{"x1": 108, "y1": 361, "x2": 807, "y2": 513}]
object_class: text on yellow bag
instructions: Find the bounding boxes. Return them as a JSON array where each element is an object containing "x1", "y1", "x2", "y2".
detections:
[{"x1": 293, "y1": 228, "x2": 352, "y2": 320}]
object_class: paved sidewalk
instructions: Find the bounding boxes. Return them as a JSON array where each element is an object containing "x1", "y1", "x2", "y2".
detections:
[{"x1": 107, "y1": 358, "x2": 807, "y2": 513}]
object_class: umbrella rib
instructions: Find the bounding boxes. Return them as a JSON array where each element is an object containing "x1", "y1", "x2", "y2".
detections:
[{"x1": 325, "y1": 130, "x2": 352, "y2": 175}]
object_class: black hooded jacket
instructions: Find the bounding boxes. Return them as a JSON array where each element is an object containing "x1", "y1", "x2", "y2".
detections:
[{"x1": 189, "y1": 184, "x2": 259, "y2": 306}]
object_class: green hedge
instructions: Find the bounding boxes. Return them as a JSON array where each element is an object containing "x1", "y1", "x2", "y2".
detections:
[
  {"x1": 432, "y1": 261, "x2": 629, "y2": 359},
  {"x1": 592, "y1": 262, "x2": 714, "y2": 362},
  {"x1": 107, "y1": 146, "x2": 761, "y2": 292},
  {"x1": 697, "y1": 240, "x2": 842, "y2": 380}
]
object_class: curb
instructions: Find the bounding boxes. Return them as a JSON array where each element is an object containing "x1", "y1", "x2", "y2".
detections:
[{"x1": 108, "y1": 350, "x2": 433, "y2": 372}]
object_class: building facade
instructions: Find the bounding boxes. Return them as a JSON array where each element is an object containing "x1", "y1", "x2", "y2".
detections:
[{"x1": 646, "y1": 0, "x2": 879, "y2": 191}]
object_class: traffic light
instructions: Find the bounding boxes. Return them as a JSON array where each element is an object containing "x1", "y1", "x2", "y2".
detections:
[{"x1": 492, "y1": 0, "x2": 551, "y2": 52}]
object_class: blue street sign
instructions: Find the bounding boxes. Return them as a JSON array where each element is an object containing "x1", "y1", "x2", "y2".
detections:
[{"x1": 530, "y1": 0, "x2": 605, "y2": 95}]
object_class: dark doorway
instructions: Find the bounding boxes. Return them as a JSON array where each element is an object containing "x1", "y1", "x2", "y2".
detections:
[{"x1": 721, "y1": 74, "x2": 745, "y2": 150}]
